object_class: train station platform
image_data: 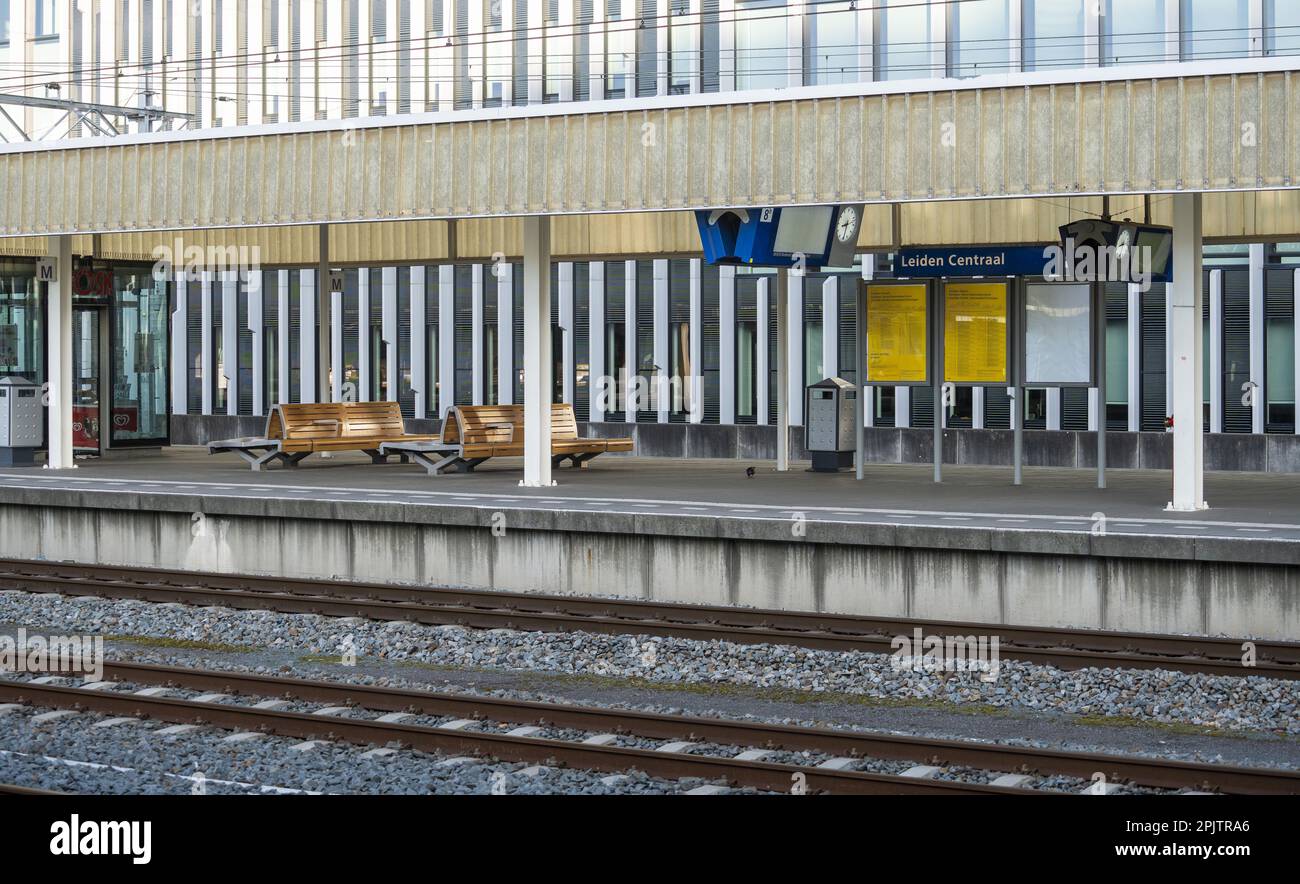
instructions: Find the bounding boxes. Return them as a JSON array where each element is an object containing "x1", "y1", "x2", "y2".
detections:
[{"x1": 0, "y1": 448, "x2": 1297, "y2": 641}]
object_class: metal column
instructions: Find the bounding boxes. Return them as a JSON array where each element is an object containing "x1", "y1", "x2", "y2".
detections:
[
  {"x1": 521, "y1": 215, "x2": 554, "y2": 488},
  {"x1": 776, "y1": 269, "x2": 789, "y2": 472},
  {"x1": 1168, "y1": 193, "x2": 1207, "y2": 511},
  {"x1": 44, "y1": 236, "x2": 75, "y2": 470}
]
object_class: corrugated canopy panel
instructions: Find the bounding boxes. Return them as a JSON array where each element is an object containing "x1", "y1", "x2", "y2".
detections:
[{"x1": 1, "y1": 62, "x2": 1297, "y2": 238}]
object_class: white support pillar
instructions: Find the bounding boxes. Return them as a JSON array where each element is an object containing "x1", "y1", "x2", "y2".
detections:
[
  {"x1": 249, "y1": 272, "x2": 264, "y2": 416},
  {"x1": 1084, "y1": 0, "x2": 1102, "y2": 67},
  {"x1": 588, "y1": 262, "x2": 604, "y2": 419},
  {"x1": 786, "y1": 0, "x2": 804, "y2": 88},
  {"x1": 1249, "y1": 0, "x2": 1265, "y2": 56},
  {"x1": 222, "y1": 272, "x2": 238, "y2": 416},
  {"x1": 472, "y1": 263, "x2": 485, "y2": 405},
  {"x1": 521, "y1": 215, "x2": 554, "y2": 488},
  {"x1": 439, "y1": 266, "x2": 455, "y2": 417},
  {"x1": 929, "y1": 0, "x2": 947, "y2": 77},
  {"x1": 1168, "y1": 193, "x2": 1207, "y2": 512},
  {"x1": 317, "y1": 225, "x2": 330, "y2": 402},
  {"x1": 412, "y1": 266, "x2": 427, "y2": 419},
  {"x1": 973, "y1": 388, "x2": 985, "y2": 429},
  {"x1": 44, "y1": 236, "x2": 75, "y2": 470},
  {"x1": 653, "y1": 259, "x2": 669, "y2": 422},
  {"x1": 787, "y1": 271, "x2": 803, "y2": 425},
  {"x1": 776, "y1": 269, "x2": 789, "y2": 470},
  {"x1": 855, "y1": 1, "x2": 874, "y2": 83},
  {"x1": 1128, "y1": 282, "x2": 1142, "y2": 432},
  {"x1": 171, "y1": 273, "x2": 188, "y2": 416},
  {"x1": 200, "y1": 273, "x2": 213, "y2": 415},
  {"x1": 719, "y1": 265, "x2": 736, "y2": 425},
  {"x1": 1210, "y1": 269, "x2": 1223, "y2": 434},
  {"x1": 624, "y1": 261, "x2": 637, "y2": 423},
  {"x1": 559, "y1": 262, "x2": 575, "y2": 405},
  {"x1": 689, "y1": 259, "x2": 703, "y2": 423},
  {"x1": 757, "y1": 276, "x2": 770, "y2": 426},
  {"x1": 1249, "y1": 243, "x2": 1266, "y2": 434},
  {"x1": 499, "y1": 263, "x2": 516, "y2": 406},
  {"x1": 656, "y1": 0, "x2": 670, "y2": 96},
  {"x1": 277, "y1": 271, "x2": 290, "y2": 405},
  {"x1": 383, "y1": 268, "x2": 399, "y2": 402}
]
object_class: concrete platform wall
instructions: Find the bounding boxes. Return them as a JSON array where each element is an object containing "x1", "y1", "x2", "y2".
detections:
[
  {"x1": 171, "y1": 415, "x2": 1300, "y2": 473},
  {"x1": 3, "y1": 498, "x2": 1297, "y2": 641}
]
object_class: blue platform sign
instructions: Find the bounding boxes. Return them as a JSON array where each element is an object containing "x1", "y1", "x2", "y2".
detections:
[
  {"x1": 894, "y1": 247, "x2": 1051, "y2": 278},
  {"x1": 896, "y1": 244, "x2": 1171, "y2": 282}
]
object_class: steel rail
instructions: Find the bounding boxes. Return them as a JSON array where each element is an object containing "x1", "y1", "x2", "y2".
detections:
[
  {"x1": 0, "y1": 676, "x2": 1027, "y2": 796},
  {"x1": 1, "y1": 559, "x2": 1294, "y2": 680},
  {"x1": 28, "y1": 661, "x2": 1300, "y2": 795}
]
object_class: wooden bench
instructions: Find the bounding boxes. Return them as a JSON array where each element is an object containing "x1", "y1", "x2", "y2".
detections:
[
  {"x1": 379, "y1": 403, "x2": 632, "y2": 475},
  {"x1": 209, "y1": 401, "x2": 438, "y2": 470}
]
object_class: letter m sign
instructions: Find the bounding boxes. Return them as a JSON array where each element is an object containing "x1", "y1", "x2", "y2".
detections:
[
  {"x1": 329, "y1": 270, "x2": 345, "y2": 294},
  {"x1": 36, "y1": 258, "x2": 57, "y2": 283}
]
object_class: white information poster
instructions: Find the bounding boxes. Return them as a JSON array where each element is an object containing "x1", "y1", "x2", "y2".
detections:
[{"x1": 1024, "y1": 283, "x2": 1092, "y2": 386}]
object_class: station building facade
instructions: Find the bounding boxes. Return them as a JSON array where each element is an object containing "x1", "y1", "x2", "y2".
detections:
[{"x1": 1, "y1": 1, "x2": 1299, "y2": 466}]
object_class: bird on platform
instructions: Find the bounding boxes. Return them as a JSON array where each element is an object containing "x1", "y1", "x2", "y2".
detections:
[{"x1": 745, "y1": 467, "x2": 756, "y2": 478}]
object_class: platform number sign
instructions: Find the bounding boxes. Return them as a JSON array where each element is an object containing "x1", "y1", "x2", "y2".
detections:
[
  {"x1": 329, "y1": 270, "x2": 345, "y2": 294},
  {"x1": 760, "y1": 208, "x2": 774, "y2": 223}
]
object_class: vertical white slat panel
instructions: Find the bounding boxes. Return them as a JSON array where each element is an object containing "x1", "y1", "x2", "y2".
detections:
[
  {"x1": 821, "y1": 275, "x2": 837, "y2": 379},
  {"x1": 1210, "y1": 269, "x2": 1224, "y2": 434},
  {"x1": 1250, "y1": 243, "x2": 1265, "y2": 434},
  {"x1": 499, "y1": 262, "x2": 515, "y2": 405},
  {"x1": 624, "y1": 260, "x2": 637, "y2": 423},
  {"x1": 560, "y1": 261, "x2": 575, "y2": 404},
  {"x1": 248, "y1": 268, "x2": 264, "y2": 416},
  {"x1": 200, "y1": 271, "x2": 213, "y2": 415},
  {"x1": 471, "y1": 262, "x2": 484, "y2": 404},
  {"x1": 1128, "y1": 282, "x2": 1142, "y2": 433},
  {"x1": 439, "y1": 264, "x2": 455, "y2": 416},
  {"x1": 757, "y1": 275, "x2": 769, "y2": 426},
  {"x1": 588, "y1": 261, "x2": 605, "y2": 418},
  {"x1": 277, "y1": 270, "x2": 290, "y2": 404},
  {"x1": 171, "y1": 271, "x2": 188, "y2": 415},
  {"x1": 689, "y1": 258, "x2": 703, "y2": 422},
  {"x1": 383, "y1": 266, "x2": 399, "y2": 402},
  {"x1": 719, "y1": 264, "x2": 736, "y2": 425},
  {"x1": 787, "y1": 271, "x2": 803, "y2": 425},
  {"x1": 411, "y1": 265, "x2": 427, "y2": 419},
  {"x1": 654, "y1": 258, "x2": 668, "y2": 421},
  {"x1": 300, "y1": 269, "x2": 318, "y2": 402},
  {"x1": 358, "y1": 269, "x2": 371, "y2": 400}
]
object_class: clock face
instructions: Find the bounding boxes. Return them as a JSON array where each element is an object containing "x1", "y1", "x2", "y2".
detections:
[{"x1": 835, "y1": 206, "x2": 858, "y2": 243}]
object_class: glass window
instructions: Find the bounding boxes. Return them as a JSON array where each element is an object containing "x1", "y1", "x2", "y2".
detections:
[
  {"x1": 1266, "y1": 0, "x2": 1300, "y2": 56},
  {"x1": 669, "y1": 0, "x2": 696, "y2": 94},
  {"x1": 671, "y1": 320, "x2": 692, "y2": 416},
  {"x1": 0, "y1": 1, "x2": 10, "y2": 45},
  {"x1": 1267, "y1": 316, "x2": 1295, "y2": 429},
  {"x1": 486, "y1": 4, "x2": 509, "y2": 105},
  {"x1": 879, "y1": 0, "x2": 932, "y2": 81},
  {"x1": 807, "y1": 3, "x2": 857, "y2": 86},
  {"x1": 1106, "y1": 314, "x2": 1128, "y2": 425},
  {"x1": 950, "y1": 0, "x2": 1010, "y2": 78},
  {"x1": 737, "y1": 321, "x2": 757, "y2": 419},
  {"x1": 804, "y1": 320, "x2": 823, "y2": 383},
  {"x1": 1103, "y1": 0, "x2": 1167, "y2": 66},
  {"x1": 35, "y1": 0, "x2": 56, "y2": 37},
  {"x1": 735, "y1": 0, "x2": 787, "y2": 91},
  {"x1": 0, "y1": 260, "x2": 42, "y2": 389},
  {"x1": 1182, "y1": 0, "x2": 1249, "y2": 59},
  {"x1": 606, "y1": 9, "x2": 635, "y2": 98},
  {"x1": 1024, "y1": 0, "x2": 1085, "y2": 71}
]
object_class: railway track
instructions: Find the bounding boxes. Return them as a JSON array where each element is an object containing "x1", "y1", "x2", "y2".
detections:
[
  {"x1": 4, "y1": 661, "x2": 1298, "y2": 795},
  {"x1": 1, "y1": 558, "x2": 1295, "y2": 680}
]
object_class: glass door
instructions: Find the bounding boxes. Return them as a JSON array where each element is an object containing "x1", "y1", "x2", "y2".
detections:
[
  {"x1": 71, "y1": 307, "x2": 103, "y2": 453},
  {"x1": 110, "y1": 272, "x2": 170, "y2": 447}
]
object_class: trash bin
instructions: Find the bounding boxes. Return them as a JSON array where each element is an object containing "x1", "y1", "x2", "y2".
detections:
[
  {"x1": 0, "y1": 376, "x2": 43, "y2": 467},
  {"x1": 804, "y1": 377, "x2": 856, "y2": 472}
]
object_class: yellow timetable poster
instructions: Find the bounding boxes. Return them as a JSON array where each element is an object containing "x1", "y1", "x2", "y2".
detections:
[
  {"x1": 944, "y1": 282, "x2": 1008, "y2": 384},
  {"x1": 866, "y1": 284, "x2": 928, "y2": 383}
]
